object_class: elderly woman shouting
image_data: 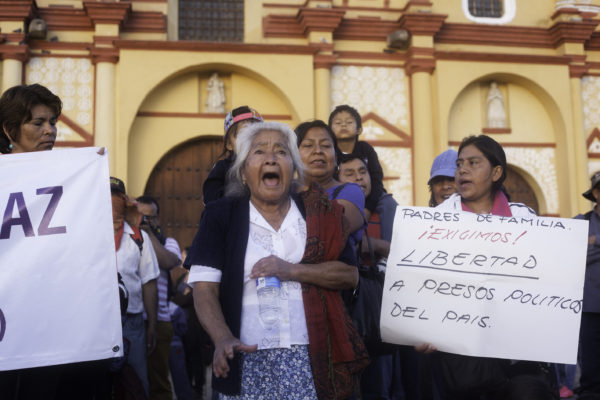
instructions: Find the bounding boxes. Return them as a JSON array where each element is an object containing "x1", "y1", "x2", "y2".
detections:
[{"x1": 187, "y1": 122, "x2": 368, "y2": 399}]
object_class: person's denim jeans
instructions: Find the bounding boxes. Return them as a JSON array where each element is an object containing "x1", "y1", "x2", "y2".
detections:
[{"x1": 122, "y1": 313, "x2": 149, "y2": 395}]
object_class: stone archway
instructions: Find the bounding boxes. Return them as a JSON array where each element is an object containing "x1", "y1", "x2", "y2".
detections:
[{"x1": 144, "y1": 136, "x2": 224, "y2": 248}]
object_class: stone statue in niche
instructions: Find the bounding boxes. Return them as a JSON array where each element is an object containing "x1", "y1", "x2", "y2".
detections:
[
  {"x1": 206, "y1": 72, "x2": 226, "y2": 113},
  {"x1": 486, "y1": 81, "x2": 507, "y2": 128}
]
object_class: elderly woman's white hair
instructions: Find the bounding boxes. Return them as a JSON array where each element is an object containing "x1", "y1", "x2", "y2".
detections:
[{"x1": 225, "y1": 121, "x2": 305, "y2": 197}]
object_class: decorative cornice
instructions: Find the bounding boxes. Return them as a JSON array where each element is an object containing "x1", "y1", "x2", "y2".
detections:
[
  {"x1": 436, "y1": 23, "x2": 552, "y2": 48},
  {"x1": 83, "y1": 1, "x2": 131, "y2": 27},
  {"x1": 398, "y1": 12, "x2": 446, "y2": 36},
  {"x1": 0, "y1": 44, "x2": 30, "y2": 62},
  {"x1": 263, "y1": 8, "x2": 345, "y2": 38},
  {"x1": 94, "y1": 35, "x2": 119, "y2": 46},
  {"x1": 298, "y1": 7, "x2": 345, "y2": 35},
  {"x1": 405, "y1": 57, "x2": 435, "y2": 75},
  {"x1": 115, "y1": 40, "x2": 319, "y2": 55},
  {"x1": 335, "y1": 50, "x2": 406, "y2": 62},
  {"x1": 122, "y1": 11, "x2": 166, "y2": 33},
  {"x1": 333, "y1": 18, "x2": 400, "y2": 41},
  {"x1": 434, "y1": 50, "x2": 571, "y2": 65},
  {"x1": 38, "y1": 7, "x2": 93, "y2": 31},
  {"x1": 1, "y1": 32, "x2": 26, "y2": 44},
  {"x1": 549, "y1": 19, "x2": 599, "y2": 47},
  {"x1": 263, "y1": 15, "x2": 305, "y2": 38},
  {"x1": 449, "y1": 141, "x2": 556, "y2": 148},
  {"x1": 90, "y1": 46, "x2": 119, "y2": 64},
  {"x1": 0, "y1": 0, "x2": 35, "y2": 21},
  {"x1": 570, "y1": 63, "x2": 589, "y2": 78},
  {"x1": 314, "y1": 53, "x2": 337, "y2": 69}
]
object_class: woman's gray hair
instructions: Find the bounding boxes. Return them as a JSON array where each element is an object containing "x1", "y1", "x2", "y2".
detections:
[{"x1": 225, "y1": 121, "x2": 305, "y2": 197}]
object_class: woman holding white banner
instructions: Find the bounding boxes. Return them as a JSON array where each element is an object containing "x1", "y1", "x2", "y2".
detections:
[
  {"x1": 433, "y1": 135, "x2": 557, "y2": 400},
  {"x1": 0, "y1": 84, "x2": 67, "y2": 400}
]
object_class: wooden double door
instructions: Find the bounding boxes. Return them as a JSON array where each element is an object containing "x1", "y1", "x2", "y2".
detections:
[{"x1": 144, "y1": 136, "x2": 224, "y2": 250}]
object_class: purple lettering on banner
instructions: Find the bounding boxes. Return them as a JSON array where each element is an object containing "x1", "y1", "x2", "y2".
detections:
[
  {"x1": 0, "y1": 192, "x2": 34, "y2": 239},
  {"x1": 36, "y1": 186, "x2": 66, "y2": 236},
  {"x1": 0, "y1": 308, "x2": 5, "y2": 342}
]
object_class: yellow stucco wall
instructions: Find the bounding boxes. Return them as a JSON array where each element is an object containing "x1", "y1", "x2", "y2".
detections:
[{"x1": 3, "y1": 0, "x2": 600, "y2": 217}]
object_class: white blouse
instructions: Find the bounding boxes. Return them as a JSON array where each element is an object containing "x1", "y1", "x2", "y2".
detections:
[{"x1": 188, "y1": 200, "x2": 309, "y2": 350}]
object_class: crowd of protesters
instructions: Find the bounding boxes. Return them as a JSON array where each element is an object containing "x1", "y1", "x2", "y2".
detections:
[{"x1": 0, "y1": 83, "x2": 599, "y2": 400}]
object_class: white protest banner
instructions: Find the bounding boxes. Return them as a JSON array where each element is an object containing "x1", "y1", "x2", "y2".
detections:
[
  {"x1": 0, "y1": 147, "x2": 122, "y2": 370},
  {"x1": 381, "y1": 207, "x2": 587, "y2": 364}
]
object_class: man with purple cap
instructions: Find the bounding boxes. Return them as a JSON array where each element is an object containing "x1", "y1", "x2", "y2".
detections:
[
  {"x1": 575, "y1": 171, "x2": 600, "y2": 399},
  {"x1": 428, "y1": 149, "x2": 458, "y2": 207}
]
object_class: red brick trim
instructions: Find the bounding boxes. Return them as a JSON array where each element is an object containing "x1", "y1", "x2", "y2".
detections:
[
  {"x1": 38, "y1": 7, "x2": 93, "y2": 31},
  {"x1": 298, "y1": 7, "x2": 345, "y2": 35},
  {"x1": 83, "y1": 1, "x2": 131, "y2": 26},
  {"x1": 115, "y1": 40, "x2": 319, "y2": 55},
  {"x1": 449, "y1": 141, "x2": 556, "y2": 148},
  {"x1": 405, "y1": 57, "x2": 435, "y2": 75},
  {"x1": 398, "y1": 12, "x2": 446, "y2": 36},
  {"x1": 90, "y1": 46, "x2": 119, "y2": 64},
  {"x1": 435, "y1": 51, "x2": 571, "y2": 65},
  {"x1": 362, "y1": 111, "x2": 411, "y2": 142},
  {"x1": 549, "y1": 19, "x2": 599, "y2": 47},
  {"x1": 365, "y1": 140, "x2": 411, "y2": 148},
  {"x1": 0, "y1": 44, "x2": 29, "y2": 62},
  {"x1": 436, "y1": 23, "x2": 552, "y2": 48},
  {"x1": 314, "y1": 53, "x2": 338, "y2": 69},
  {"x1": 586, "y1": 127, "x2": 600, "y2": 148},
  {"x1": 0, "y1": 0, "x2": 35, "y2": 21},
  {"x1": 122, "y1": 11, "x2": 167, "y2": 33},
  {"x1": 136, "y1": 111, "x2": 293, "y2": 120},
  {"x1": 482, "y1": 128, "x2": 512, "y2": 134},
  {"x1": 59, "y1": 113, "x2": 93, "y2": 143},
  {"x1": 333, "y1": 18, "x2": 400, "y2": 41}
]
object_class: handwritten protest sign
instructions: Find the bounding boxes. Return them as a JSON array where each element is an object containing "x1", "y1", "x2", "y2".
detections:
[
  {"x1": 381, "y1": 207, "x2": 588, "y2": 364},
  {"x1": 0, "y1": 148, "x2": 122, "y2": 370}
]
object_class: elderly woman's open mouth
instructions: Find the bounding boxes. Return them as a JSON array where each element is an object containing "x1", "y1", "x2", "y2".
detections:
[{"x1": 262, "y1": 171, "x2": 281, "y2": 187}]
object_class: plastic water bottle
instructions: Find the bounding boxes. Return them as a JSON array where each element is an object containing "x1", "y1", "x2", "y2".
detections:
[{"x1": 256, "y1": 276, "x2": 280, "y2": 329}]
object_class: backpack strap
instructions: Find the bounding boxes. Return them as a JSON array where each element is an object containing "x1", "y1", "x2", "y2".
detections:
[{"x1": 129, "y1": 226, "x2": 144, "y2": 254}]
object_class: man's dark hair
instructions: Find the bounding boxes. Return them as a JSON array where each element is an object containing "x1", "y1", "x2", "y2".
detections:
[{"x1": 136, "y1": 195, "x2": 160, "y2": 215}]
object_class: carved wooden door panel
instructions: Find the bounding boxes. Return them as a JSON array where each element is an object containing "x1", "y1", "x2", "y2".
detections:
[
  {"x1": 144, "y1": 137, "x2": 223, "y2": 249},
  {"x1": 503, "y1": 166, "x2": 539, "y2": 214}
]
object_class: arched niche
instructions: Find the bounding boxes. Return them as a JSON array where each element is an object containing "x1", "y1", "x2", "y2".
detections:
[
  {"x1": 127, "y1": 63, "x2": 298, "y2": 196},
  {"x1": 447, "y1": 73, "x2": 565, "y2": 215}
]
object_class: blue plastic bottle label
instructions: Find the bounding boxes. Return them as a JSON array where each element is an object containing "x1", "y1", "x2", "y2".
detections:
[{"x1": 256, "y1": 276, "x2": 281, "y2": 290}]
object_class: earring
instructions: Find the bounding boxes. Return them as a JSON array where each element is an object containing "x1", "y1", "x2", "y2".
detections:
[{"x1": 8, "y1": 143, "x2": 13, "y2": 151}]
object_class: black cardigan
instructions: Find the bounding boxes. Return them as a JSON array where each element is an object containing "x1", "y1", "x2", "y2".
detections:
[{"x1": 185, "y1": 193, "x2": 356, "y2": 395}]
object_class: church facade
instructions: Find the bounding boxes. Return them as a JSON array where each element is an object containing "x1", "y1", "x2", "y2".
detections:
[{"x1": 1, "y1": 0, "x2": 599, "y2": 246}]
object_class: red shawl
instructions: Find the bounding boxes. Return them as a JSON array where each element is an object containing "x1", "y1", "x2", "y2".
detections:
[{"x1": 300, "y1": 183, "x2": 370, "y2": 399}]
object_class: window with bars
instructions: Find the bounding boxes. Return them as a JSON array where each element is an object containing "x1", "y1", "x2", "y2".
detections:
[
  {"x1": 468, "y1": 0, "x2": 503, "y2": 18},
  {"x1": 178, "y1": 0, "x2": 243, "y2": 42}
]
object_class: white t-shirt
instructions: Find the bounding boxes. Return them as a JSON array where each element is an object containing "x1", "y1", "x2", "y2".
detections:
[
  {"x1": 116, "y1": 222, "x2": 160, "y2": 314},
  {"x1": 188, "y1": 200, "x2": 309, "y2": 350}
]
